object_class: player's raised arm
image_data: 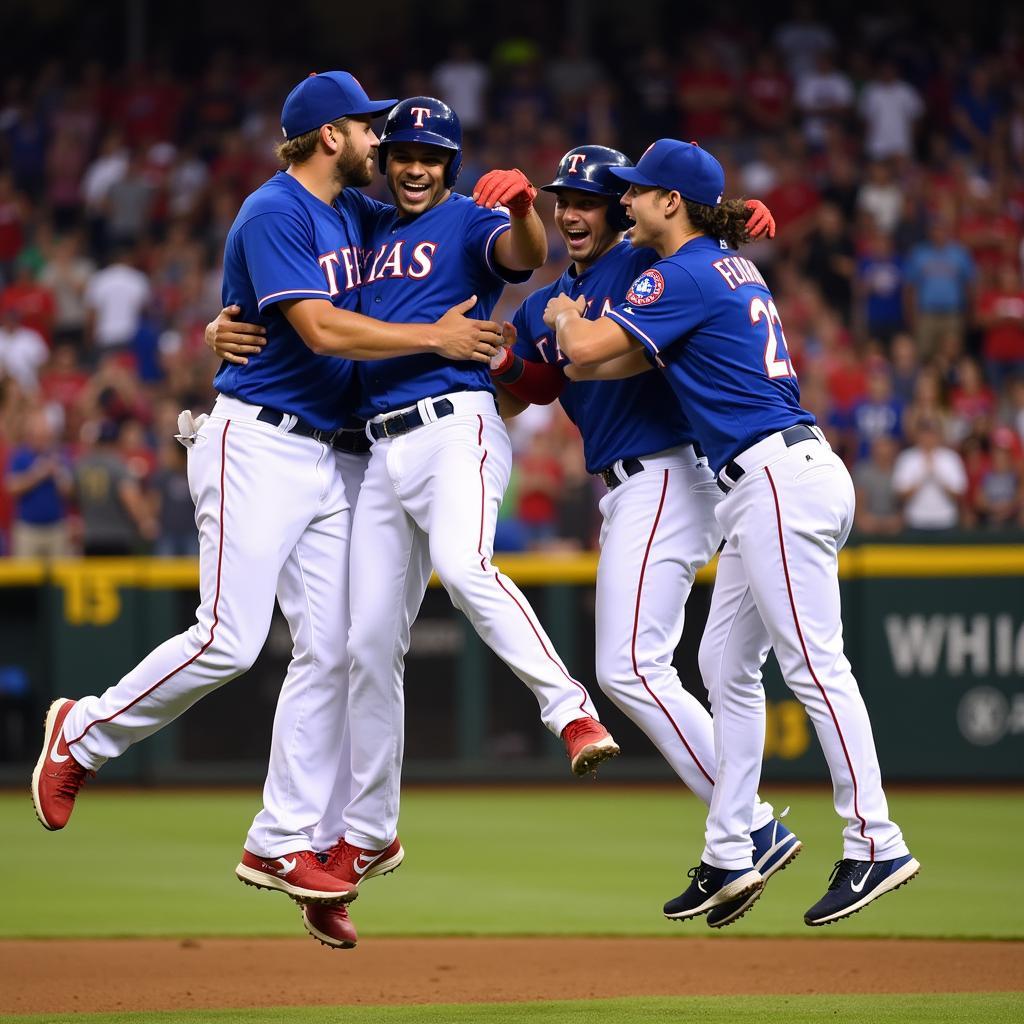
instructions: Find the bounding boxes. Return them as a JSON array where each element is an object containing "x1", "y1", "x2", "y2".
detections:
[
  {"x1": 474, "y1": 169, "x2": 547, "y2": 270},
  {"x1": 282, "y1": 295, "x2": 501, "y2": 362}
]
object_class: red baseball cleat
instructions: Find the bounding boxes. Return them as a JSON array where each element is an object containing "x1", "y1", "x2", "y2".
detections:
[
  {"x1": 32, "y1": 698, "x2": 92, "y2": 830},
  {"x1": 302, "y1": 902, "x2": 358, "y2": 949},
  {"x1": 235, "y1": 849, "x2": 358, "y2": 904},
  {"x1": 324, "y1": 835, "x2": 404, "y2": 887},
  {"x1": 562, "y1": 717, "x2": 620, "y2": 776}
]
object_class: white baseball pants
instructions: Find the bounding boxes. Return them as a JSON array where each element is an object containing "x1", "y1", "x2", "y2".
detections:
[
  {"x1": 344, "y1": 391, "x2": 600, "y2": 849},
  {"x1": 62, "y1": 396, "x2": 356, "y2": 858},
  {"x1": 594, "y1": 447, "x2": 773, "y2": 833},
  {"x1": 699, "y1": 433, "x2": 909, "y2": 869}
]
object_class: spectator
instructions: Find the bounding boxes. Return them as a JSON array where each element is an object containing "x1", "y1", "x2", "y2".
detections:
[
  {"x1": 742, "y1": 50, "x2": 793, "y2": 135},
  {"x1": 0, "y1": 306, "x2": 48, "y2": 392},
  {"x1": 432, "y1": 42, "x2": 489, "y2": 135},
  {"x1": 856, "y1": 231, "x2": 905, "y2": 343},
  {"x1": 854, "y1": 434, "x2": 903, "y2": 535},
  {"x1": 4, "y1": 410, "x2": 72, "y2": 558},
  {"x1": 888, "y1": 332, "x2": 920, "y2": 404},
  {"x1": 978, "y1": 264, "x2": 1024, "y2": 388},
  {"x1": 764, "y1": 155, "x2": 821, "y2": 250},
  {"x1": 802, "y1": 202, "x2": 856, "y2": 319},
  {"x1": 949, "y1": 355, "x2": 996, "y2": 443},
  {"x1": 774, "y1": 1, "x2": 836, "y2": 81},
  {"x1": 951, "y1": 64, "x2": 1003, "y2": 157},
  {"x1": 904, "y1": 217, "x2": 977, "y2": 361},
  {"x1": 971, "y1": 427, "x2": 1024, "y2": 528},
  {"x1": 903, "y1": 366, "x2": 953, "y2": 444},
  {"x1": 0, "y1": 258, "x2": 56, "y2": 344},
  {"x1": 676, "y1": 43, "x2": 734, "y2": 143},
  {"x1": 794, "y1": 52, "x2": 854, "y2": 149},
  {"x1": 856, "y1": 160, "x2": 906, "y2": 236},
  {"x1": 84, "y1": 249, "x2": 151, "y2": 358},
  {"x1": 958, "y1": 190, "x2": 1021, "y2": 273},
  {"x1": 151, "y1": 439, "x2": 198, "y2": 557},
  {"x1": 858, "y1": 61, "x2": 924, "y2": 161},
  {"x1": 546, "y1": 40, "x2": 604, "y2": 110},
  {"x1": 892, "y1": 419, "x2": 967, "y2": 530},
  {"x1": 1006, "y1": 376, "x2": 1024, "y2": 446},
  {"x1": 103, "y1": 150, "x2": 157, "y2": 247},
  {"x1": 74, "y1": 420, "x2": 156, "y2": 556},
  {"x1": 626, "y1": 46, "x2": 680, "y2": 150},
  {"x1": 39, "y1": 232, "x2": 95, "y2": 347},
  {"x1": 850, "y1": 365, "x2": 904, "y2": 459},
  {"x1": 517, "y1": 431, "x2": 563, "y2": 549},
  {"x1": 0, "y1": 172, "x2": 28, "y2": 285}
]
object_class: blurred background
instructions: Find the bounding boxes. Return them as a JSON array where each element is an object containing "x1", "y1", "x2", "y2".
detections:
[{"x1": 0, "y1": 0, "x2": 1021, "y2": 786}]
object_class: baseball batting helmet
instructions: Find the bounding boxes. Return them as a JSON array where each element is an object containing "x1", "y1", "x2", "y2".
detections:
[
  {"x1": 378, "y1": 96, "x2": 463, "y2": 186},
  {"x1": 541, "y1": 146, "x2": 634, "y2": 231}
]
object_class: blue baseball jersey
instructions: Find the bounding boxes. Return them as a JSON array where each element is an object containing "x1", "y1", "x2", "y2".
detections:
[
  {"x1": 215, "y1": 171, "x2": 385, "y2": 430},
  {"x1": 355, "y1": 192, "x2": 531, "y2": 418},
  {"x1": 511, "y1": 240, "x2": 697, "y2": 474},
  {"x1": 605, "y1": 236, "x2": 813, "y2": 473}
]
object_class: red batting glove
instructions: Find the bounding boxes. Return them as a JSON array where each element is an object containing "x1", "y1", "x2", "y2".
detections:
[
  {"x1": 745, "y1": 199, "x2": 776, "y2": 239},
  {"x1": 473, "y1": 169, "x2": 538, "y2": 218}
]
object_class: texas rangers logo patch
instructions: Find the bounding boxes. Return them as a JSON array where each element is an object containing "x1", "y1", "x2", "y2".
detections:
[{"x1": 626, "y1": 269, "x2": 665, "y2": 306}]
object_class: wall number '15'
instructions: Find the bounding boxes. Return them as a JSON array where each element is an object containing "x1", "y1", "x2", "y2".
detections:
[{"x1": 750, "y1": 297, "x2": 794, "y2": 379}]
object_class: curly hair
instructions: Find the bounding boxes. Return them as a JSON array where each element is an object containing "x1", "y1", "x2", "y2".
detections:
[
  {"x1": 274, "y1": 117, "x2": 349, "y2": 166},
  {"x1": 683, "y1": 197, "x2": 753, "y2": 250}
]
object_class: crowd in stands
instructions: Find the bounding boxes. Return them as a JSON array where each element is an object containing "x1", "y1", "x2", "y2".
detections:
[{"x1": 2, "y1": 8, "x2": 1023, "y2": 556}]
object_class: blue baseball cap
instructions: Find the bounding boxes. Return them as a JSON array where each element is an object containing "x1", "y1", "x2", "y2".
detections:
[
  {"x1": 610, "y1": 139, "x2": 725, "y2": 207},
  {"x1": 281, "y1": 71, "x2": 397, "y2": 140}
]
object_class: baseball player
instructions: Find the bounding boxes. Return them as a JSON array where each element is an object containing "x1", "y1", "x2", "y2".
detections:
[
  {"x1": 206, "y1": 97, "x2": 620, "y2": 949},
  {"x1": 31, "y1": 73, "x2": 502, "y2": 919},
  {"x1": 490, "y1": 145, "x2": 798, "y2": 927},
  {"x1": 544, "y1": 139, "x2": 919, "y2": 927}
]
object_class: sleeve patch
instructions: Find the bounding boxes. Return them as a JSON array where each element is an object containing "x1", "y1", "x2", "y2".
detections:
[{"x1": 626, "y1": 268, "x2": 665, "y2": 306}]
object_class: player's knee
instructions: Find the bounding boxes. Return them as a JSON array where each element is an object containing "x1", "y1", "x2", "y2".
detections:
[
  {"x1": 595, "y1": 654, "x2": 633, "y2": 702},
  {"x1": 430, "y1": 552, "x2": 481, "y2": 605},
  {"x1": 697, "y1": 635, "x2": 723, "y2": 697},
  {"x1": 201, "y1": 631, "x2": 263, "y2": 677}
]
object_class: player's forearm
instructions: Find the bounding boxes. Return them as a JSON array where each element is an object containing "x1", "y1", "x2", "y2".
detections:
[
  {"x1": 500, "y1": 209, "x2": 547, "y2": 271},
  {"x1": 287, "y1": 303, "x2": 440, "y2": 360},
  {"x1": 555, "y1": 313, "x2": 633, "y2": 368},
  {"x1": 565, "y1": 349, "x2": 652, "y2": 381}
]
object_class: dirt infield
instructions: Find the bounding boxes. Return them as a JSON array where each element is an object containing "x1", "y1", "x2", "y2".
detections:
[{"x1": 2, "y1": 937, "x2": 1022, "y2": 1014}]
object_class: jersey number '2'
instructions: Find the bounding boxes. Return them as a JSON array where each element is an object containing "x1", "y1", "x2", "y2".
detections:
[{"x1": 750, "y1": 297, "x2": 794, "y2": 380}]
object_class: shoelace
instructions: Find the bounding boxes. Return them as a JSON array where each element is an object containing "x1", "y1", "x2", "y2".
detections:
[
  {"x1": 563, "y1": 718, "x2": 598, "y2": 746},
  {"x1": 826, "y1": 859, "x2": 859, "y2": 891},
  {"x1": 55, "y1": 764, "x2": 92, "y2": 799}
]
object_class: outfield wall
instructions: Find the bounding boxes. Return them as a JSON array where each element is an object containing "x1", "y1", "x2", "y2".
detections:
[{"x1": 0, "y1": 543, "x2": 1021, "y2": 783}]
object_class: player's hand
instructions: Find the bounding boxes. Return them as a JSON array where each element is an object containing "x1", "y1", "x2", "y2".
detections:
[
  {"x1": 542, "y1": 293, "x2": 587, "y2": 330},
  {"x1": 745, "y1": 199, "x2": 776, "y2": 240},
  {"x1": 205, "y1": 305, "x2": 267, "y2": 365},
  {"x1": 473, "y1": 169, "x2": 538, "y2": 218},
  {"x1": 434, "y1": 296, "x2": 503, "y2": 363}
]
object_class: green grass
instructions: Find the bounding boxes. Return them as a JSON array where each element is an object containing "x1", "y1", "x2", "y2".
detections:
[
  {"x1": 1, "y1": 787, "x2": 1020, "y2": 939},
  {"x1": 2, "y1": 994, "x2": 1022, "y2": 1024}
]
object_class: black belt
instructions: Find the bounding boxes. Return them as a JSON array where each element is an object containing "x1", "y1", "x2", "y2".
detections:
[
  {"x1": 256, "y1": 407, "x2": 371, "y2": 455},
  {"x1": 597, "y1": 456, "x2": 645, "y2": 491},
  {"x1": 368, "y1": 398, "x2": 455, "y2": 440},
  {"x1": 717, "y1": 423, "x2": 819, "y2": 493}
]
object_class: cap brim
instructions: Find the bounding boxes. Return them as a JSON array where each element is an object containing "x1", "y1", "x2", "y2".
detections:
[
  {"x1": 609, "y1": 166, "x2": 658, "y2": 187},
  {"x1": 349, "y1": 98, "x2": 399, "y2": 117}
]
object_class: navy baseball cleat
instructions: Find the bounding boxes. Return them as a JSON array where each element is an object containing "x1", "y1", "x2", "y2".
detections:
[
  {"x1": 664, "y1": 861, "x2": 763, "y2": 921},
  {"x1": 804, "y1": 854, "x2": 920, "y2": 927},
  {"x1": 706, "y1": 816, "x2": 803, "y2": 928}
]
